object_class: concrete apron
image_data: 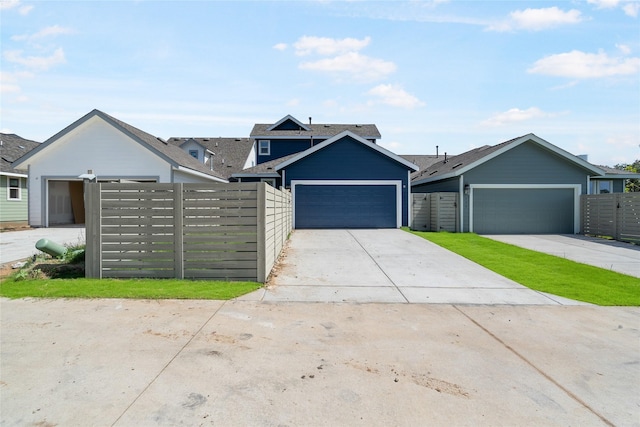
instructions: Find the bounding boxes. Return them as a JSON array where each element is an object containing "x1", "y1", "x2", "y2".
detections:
[
  {"x1": 247, "y1": 229, "x2": 589, "y2": 305},
  {"x1": 1, "y1": 298, "x2": 637, "y2": 426}
]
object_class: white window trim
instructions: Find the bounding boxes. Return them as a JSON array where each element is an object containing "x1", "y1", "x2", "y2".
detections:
[
  {"x1": 7, "y1": 177, "x2": 21, "y2": 201},
  {"x1": 591, "y1": 179, "x2": 613, "y2": 194},
  {"x1": 258, "y1": 140, "x2": 270, "y2": 156},
  {"x1": 290, "y1": 180, "x2": 402, "y2": 229},
  {"x1": 467, "y1": 184, "x2": 581, "y2": 234}
]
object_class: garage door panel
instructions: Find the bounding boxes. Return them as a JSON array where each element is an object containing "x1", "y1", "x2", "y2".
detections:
[
  {"x1": 296, "y1": 185, "x2": 396, "y2": 229},
  {"x1": 474, "y1": 188, "x2": 574, "y2": 234}
]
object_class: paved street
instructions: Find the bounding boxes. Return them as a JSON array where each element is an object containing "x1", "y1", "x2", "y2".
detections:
[{"x1": 1, "y1": 298, "x2": 638, "y2": 426}]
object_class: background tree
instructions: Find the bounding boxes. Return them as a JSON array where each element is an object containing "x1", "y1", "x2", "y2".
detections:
[{"x1": 614, "y1": 160, "x2": 640, "y2": 192}]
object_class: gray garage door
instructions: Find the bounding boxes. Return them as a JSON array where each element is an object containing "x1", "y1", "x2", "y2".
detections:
[
  {"x1": 473, "y1": 188, "x2": 575, "y2": 234},
  {"x1": 295, "y1": 184, "x2": 396, "y2": 228}
]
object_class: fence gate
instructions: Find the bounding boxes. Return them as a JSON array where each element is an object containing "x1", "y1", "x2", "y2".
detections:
[
  {"x1": 581, "y1": 193, "x2": 640, "y2": 244},
  {"x1": 411, "y1": 192, "x2": 458, "y2": 232}
]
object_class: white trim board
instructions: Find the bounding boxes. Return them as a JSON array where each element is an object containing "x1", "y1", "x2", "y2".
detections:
[
  {"x1": 291, "y1": 179, "x2": 403, "y2": 229},
  {"x1": 467, "y1": 184, "x2": 582, "y2": 234}
]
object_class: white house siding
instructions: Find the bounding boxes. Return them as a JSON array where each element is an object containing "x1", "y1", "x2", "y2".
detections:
[
  {"x1": 173, "y1": 169, "x2": 217, "y2": 184},
  {"x1": 25, "y1": 116, "x2": 172, "y2": 226}
]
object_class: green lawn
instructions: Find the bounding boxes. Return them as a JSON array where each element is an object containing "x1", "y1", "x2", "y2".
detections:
[
  {"x1": 407, "y1": 230, "x2": 640, "y2": 306},
  {"x1": 0, "y1": 277, "x2": 262, "y2": 300}
]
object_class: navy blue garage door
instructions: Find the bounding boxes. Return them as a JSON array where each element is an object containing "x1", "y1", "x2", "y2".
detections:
[{"x1": 295, "y1": 184, "x2": 396, "y2": 228}]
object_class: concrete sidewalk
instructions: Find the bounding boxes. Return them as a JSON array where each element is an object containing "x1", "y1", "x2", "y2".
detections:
[
  {"x1": 1, "y1": 298, "x2": 637, "y2": 426},
  {"x1": 246, "y1": 229, "x2": 588, "y2": 305},
  {"x1": 484, "y1": 234, "x2": 640, "y2": 278},
  {"x1": 0, "y1": 226, "x2": 86, "y2": 265}
]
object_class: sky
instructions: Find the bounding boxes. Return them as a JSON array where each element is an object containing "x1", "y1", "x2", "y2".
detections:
[{"x1": 1, "y1": 0, "x2": 639, "y2": 167}]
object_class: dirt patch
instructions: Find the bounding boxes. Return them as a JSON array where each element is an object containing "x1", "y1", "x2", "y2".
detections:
[{"x1": 1, "y1": 257, "x2": 85, "y2": 280}]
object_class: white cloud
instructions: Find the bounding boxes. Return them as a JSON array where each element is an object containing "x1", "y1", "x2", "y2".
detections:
[
  {"x1": 367, "y1": 84, "x2": 425, "y2": 109},
  {"x1": 11, "y1": 25, "x2": 74, "y2": 42},
  {"x1": 528, "y1": 50, "x2": 640, "y2": 78},
  {"x1": 299, "y1": 52, "x2": 396, "y2": 82},
  {"x1": 481, "y1": 107, "x2": 553, "y2": 127},
  {"x1": 294, "y1": 36, "x2": 370, "y2": 56},
  {"x1": 273, "y1": 43, "x2": 287, "y2": 51},
  {"x1": 616, "y1": 43, "x2": 632, "y2": 54},
  {"x1": 488, "y1": 7, "x2": 583, "y2": 31},
  {"x1": 588, "y1": 0, "x2": 640, "y2": 17},
  {"x1": 622, "y1": 2, "x2": 640, "y2": 17},
  {"x1": 587, "y1": 0, "x2": 621, "y2": 9},
  {"x1": 4, "y1": 47, "x2": 66, "y2": 71},
  {"x1": 286, "y1": 98, "x2": 300, "y2": 106},
  {"x1": 0, "y1": 0, "x2": 33, "y2": 14}
]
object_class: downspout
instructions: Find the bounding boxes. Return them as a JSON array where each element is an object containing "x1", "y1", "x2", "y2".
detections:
[
  {"x1": 459, "y1": 175, "x2": 464, "y2": 233},
  {"x1": 407, "y1": 170, "x2": 412, "y2": 229}
]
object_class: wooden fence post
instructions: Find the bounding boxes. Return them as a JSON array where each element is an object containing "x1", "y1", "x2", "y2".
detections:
[
  {"x1": 173, "y1": 183, "x2": 184, "y2": 279},
  {"x1": 84, "y1": 182, "x2": 102, "y2": 278},
  {"x1": 257, "y1": 183, "x2": 266, "y2": 283}
]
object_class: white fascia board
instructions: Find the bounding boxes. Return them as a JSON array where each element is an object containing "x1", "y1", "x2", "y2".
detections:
[
  {"x1": 412, "y1": 171, "x2": 458, "y2": 187},
  {"x1": 266, "y1": 114, "x2": 311, "y2": 132},
  {"x1": 1, "y1": 171, "x2": 28, "y2": 178},
  {"x1": 175, "y1": 166, "x2": 228, "y2": 182},
  {"x1": 412, "y1": 133, "x2": 605, "y2": 187},
  {"x1": 231, "y1": 172, "x2": 280, "y2": 178},
  {"x1": 275, "y1": 131, "x2": 419, "y2": 172}
]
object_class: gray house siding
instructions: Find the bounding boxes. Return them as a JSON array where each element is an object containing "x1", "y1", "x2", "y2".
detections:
[
  {"x1": 412, "y1": 176, "x2": 459, "y2": 193},
  {"x1": 464, "y1": 142, "x2": 589, "y2": 189}
]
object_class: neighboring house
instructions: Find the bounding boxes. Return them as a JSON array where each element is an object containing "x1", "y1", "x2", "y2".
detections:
[
  {"x1": 0, "y1": 134, "x2": 40, "y2": 227},
  {"x1": 590, "y1": 164, "x2": 637, "y2": 194},
  {"x1": 234, "y1": 118, "x2": 418, "y2": 228},
  {"x1": 166, "y1": 137, "x2": 253, "y2": 181},
  {"x1": 411, "y1": 133, "x2": 639, "y2": 234},
  {"x1": 249, "y1": 114, "x2": 381, "y2": 166},
  {"x1": 12, "y1": 109, "x2": 227, "y2": 228}
]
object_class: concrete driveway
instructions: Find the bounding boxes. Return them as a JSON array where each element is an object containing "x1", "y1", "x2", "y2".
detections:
[
  {"x1": 0, "y1": 226, "x2": 86, "y2": 265},
  {"x1": 248, "y1": 229, "x2": 587, "y2": 305},
  {"x1": 1, "y1": 298, "x2": 638, "y2": 426},
  {"x1": 484, "y1": 234, "x2": 640, "y2": 278}
]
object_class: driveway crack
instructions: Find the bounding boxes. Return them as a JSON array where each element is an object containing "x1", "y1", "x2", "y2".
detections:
[
  {"x1": 347, "y1": 230, "x2": 410, "y2": 303},
  {"x1": 453, "y1": 305, "x2": 615, "y2": 427},
  {"x1": 111, "y1": 300, "x2": 228, "y2": 426}
]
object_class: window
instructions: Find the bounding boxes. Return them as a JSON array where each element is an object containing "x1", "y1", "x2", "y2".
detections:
[
  {"x1": 258, "y1": 140, "x2": 270, "y2": 156},
  {"x1": 261, "y1": 178, "x2": 276, "y2": 187},
  {"x1": 590, "y1": 180, "x2": 613, "y2": 194},
  {"x1": 189, "y1": 150, "x2": 199, "y2": 159},
  {"x1": 8, "y1": 178, "x2": 20, "y2": 200}
]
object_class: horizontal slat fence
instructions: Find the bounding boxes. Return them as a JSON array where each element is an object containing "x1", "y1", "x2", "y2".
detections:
[
  {"x1": 411, "y1": 192, "x2": 458, "y2": 232},
  {"x1": 581, "y1": 193, "x2": 640, "y2": 244},
  {"x1": 85, "y1": 182, "x2": 291, "y2": 282}
]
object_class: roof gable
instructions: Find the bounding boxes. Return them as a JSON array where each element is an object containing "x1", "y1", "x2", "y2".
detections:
[
  {"x1": 267, "y1": 115, "x2": 311, "y2": 132},
  {"x1": 275, "y1": 131, "x2": 418, "y2": 172},
  {"x1": 412, "y1": 133, "x2": 604, "y2": 186},
  {"x1": 13, "y1": 109, "x2": 226, "y2": 181}
]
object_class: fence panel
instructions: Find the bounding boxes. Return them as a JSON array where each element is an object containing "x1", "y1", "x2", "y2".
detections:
[
  {"x1": 411, "y1": 194, "x2": 430, "y2": 231},
  {"x1": 581, "y1": 193, "x2": 640, "y2": 244},
  {"x1": 85, "y1": 182, "x2": 292, "y2": 281}
]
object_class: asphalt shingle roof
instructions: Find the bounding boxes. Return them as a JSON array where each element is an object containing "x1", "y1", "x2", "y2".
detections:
[
  {"x1": 167, "y1": 137, "x2": 253, "y2": 180},
  {"x1": 250, "y1": 123, "x2": 381, "y2": 139},
  {"x1": 97, "y1": 111, "x2": 228, "y2": 181},
  {"x1": 0, "y1": 133, "x2": 40, "y2": 174}
]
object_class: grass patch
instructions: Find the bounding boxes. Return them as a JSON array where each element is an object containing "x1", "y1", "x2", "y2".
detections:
[
  {"x1": 0, "y1": 277, "x2": 262, "y2": 300},
  {"x1": 407, "y1": 230, "x2": 640, "y2": 306}
]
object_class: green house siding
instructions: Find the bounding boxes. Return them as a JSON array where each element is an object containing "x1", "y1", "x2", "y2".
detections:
[{"x1": 0, "y1": 175, "x2": 29, "y2": 222}]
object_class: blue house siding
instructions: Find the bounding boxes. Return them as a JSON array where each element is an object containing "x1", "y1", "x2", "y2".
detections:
[
  {"x1": 257, "y1": 138, "x2": 326, "y2": 164},
  {"x1": 282, "y1": 135, "x2": 412, "y2": 227}
]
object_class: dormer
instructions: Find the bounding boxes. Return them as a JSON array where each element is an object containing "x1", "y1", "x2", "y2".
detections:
[{"x1": 267, "y1": 115, "x2": 311, "y2": 132}]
